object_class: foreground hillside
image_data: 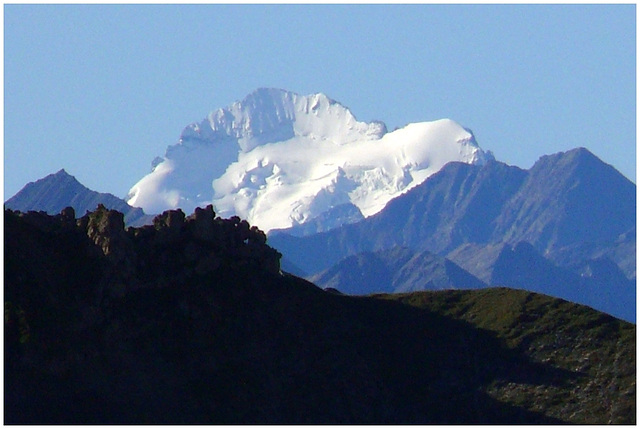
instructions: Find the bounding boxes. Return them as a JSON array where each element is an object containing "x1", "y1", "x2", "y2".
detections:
[{"x1": 4, "y1": 207, "x2": 635, "y2": 424}]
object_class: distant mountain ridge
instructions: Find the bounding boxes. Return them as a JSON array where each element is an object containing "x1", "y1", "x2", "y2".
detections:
[
  {"x1": 5, "y1": 169, "x2": 153, "y2": 226},
  {"x1": 310, "y1": 246, "x2": 487, "y2": 295},
  {"x1": 490, "y1": 147, "x2": 635, "y2": 252},
  {"x1": 4, "y1": 89, "x2": 634, "y2": 324},
  {"x1": 5, "y1": 147, "x2": 634, "y2": 321},
  {"x1": 271, "y1": 148, "x2": 635, "y2": 271},
  {"x1": 270, "y1": 148, "x2": 636, "y2": 321}
]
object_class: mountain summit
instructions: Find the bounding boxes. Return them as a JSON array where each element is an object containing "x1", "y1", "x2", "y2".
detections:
[
  {"x1": 127, "y1": 88, "x2": 493, "y2": 232},
  {"x1": 5, "y1": 169, "x2": 151, "y2": 226}
]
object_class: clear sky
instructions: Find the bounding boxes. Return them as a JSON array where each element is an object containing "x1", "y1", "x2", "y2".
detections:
[{"x1": 4, "y1": 4, "x2": 636, "y2": 201}]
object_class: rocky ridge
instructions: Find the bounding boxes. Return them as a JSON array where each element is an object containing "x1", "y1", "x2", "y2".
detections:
[{"x1": 6, "y1": 204, "x2": 281, "y2": 297}]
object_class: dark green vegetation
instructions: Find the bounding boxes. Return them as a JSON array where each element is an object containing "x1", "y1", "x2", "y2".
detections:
[{"x1": 5, "y1": 207, "x2": 635, "y2": 424}]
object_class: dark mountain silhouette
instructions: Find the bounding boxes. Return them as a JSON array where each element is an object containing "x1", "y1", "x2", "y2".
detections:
[
  {"x1": 269, "y1": 148, "x2": 636, "y2": 321},
  {"x1": 4, "y1": 207, "x2": 635, "y2": 424},
  {"x1": 5, "y1": 169, "x2": 154, "y2": 226},
  {"x1": 310, "y1": 246, "x2": 487, "y2": 295}
]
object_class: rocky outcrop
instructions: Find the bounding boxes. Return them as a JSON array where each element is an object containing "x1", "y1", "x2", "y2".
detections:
[
  {"x1": 6, "y1": 204, "x2": 282, "y2": 295},
  {"x1": 85, "y1": 205, "x2": 135, "y2": 267}
]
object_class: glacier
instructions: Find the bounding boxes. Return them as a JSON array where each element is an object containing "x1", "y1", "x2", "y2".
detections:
[{"x1": 127, "y1": 88, "x2": 494, "y2": 233}]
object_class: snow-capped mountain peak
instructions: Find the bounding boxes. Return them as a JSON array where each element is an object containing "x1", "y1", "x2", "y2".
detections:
[
  {"x1": 127, "y1": 89, "x2": 493, "y2": 233},
  {"x1": 179, "y1": 88, "x2": 386, "y2": 153}
]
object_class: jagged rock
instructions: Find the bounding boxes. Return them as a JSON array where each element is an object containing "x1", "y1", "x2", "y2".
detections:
[
  {"x1": 76, "y1": 214, "x2": 89, "y2": 231},
  {"x1": 85, "y1": 204, "x2": 136, "y2": 283},
  {"x1": 152, "y1": 209, "x2": 186, "y2": 245},
  {"x1": 153, "y1": 208, "x2": 185, "y2": 233},
  {"x1": 237, "y1": 219, "x2": 251, "y2": 243},
  {"x1": 86, "y1": 205, "x2": 129, "y2": 257},
  {"x1": 253, "y1": 245, "x2": 282, "y2": 275},
  {"x1": 186, "y1": 204, "x2": 216, "y2": 242},
  {"x1": 249, "y1": 226, "x2": 267, "y2": 246},
  {"x1": 53, "y1": 206, "x2": 77, "y2": 232},
  {"x1": 59, "y1": 206, "x2": 75, "y2": 222},
  {"x1": 15, "y1": 210, "x2": 58, "y2": 232},
  {"x1": 6, "y1": 205, "x2": 281, "y2": 298}
]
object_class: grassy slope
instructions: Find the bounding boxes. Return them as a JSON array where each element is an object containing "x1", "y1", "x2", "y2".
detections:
[{"x1": 380, "y1": 287, "x2": 636, "y2": 423}]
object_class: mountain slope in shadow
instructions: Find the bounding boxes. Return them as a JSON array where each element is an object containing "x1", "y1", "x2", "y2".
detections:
[{"x1": 5, "y1": 207, "x2": 635, "y2": 424}]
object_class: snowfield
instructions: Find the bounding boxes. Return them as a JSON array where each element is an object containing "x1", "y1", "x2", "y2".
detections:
[{"x1": 127, "y1": 88, "x2": 493, "y2": 233}]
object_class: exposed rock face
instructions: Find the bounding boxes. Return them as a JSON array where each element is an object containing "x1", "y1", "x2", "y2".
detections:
[
  {"x1": 186, "y1": 205, "x2": 216, "y2": 241},
  {"x1": 7, "y1": 204, "x2": 282, "y2": 294},
  {"x1": 153, "y1": 208, "x2": 185, "y2": 235},
  {"x1": 86, "y1": 204, "x2": 133, "y2": 264},
  {"x1": 58, "y1": 206, "x2": 76, "y2": 224}
]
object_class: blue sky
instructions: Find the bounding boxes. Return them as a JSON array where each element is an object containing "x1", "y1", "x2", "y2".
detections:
[{"x1": 4, "y1": 4, "x2": 636, "y2": 200}]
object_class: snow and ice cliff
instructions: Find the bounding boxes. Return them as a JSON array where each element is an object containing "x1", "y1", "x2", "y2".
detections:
[{"x1": 127, "y1": 88, "x2": 493, "y2": 232}]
